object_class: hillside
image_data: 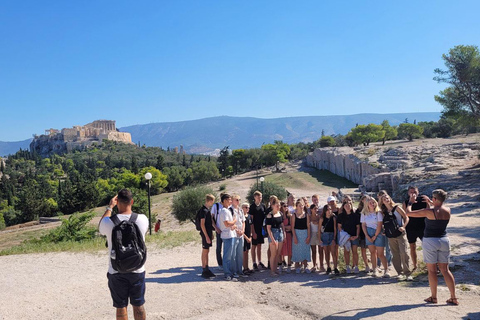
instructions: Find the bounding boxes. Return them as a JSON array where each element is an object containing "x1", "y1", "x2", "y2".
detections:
[{"x1": 121, "y1": 113, "x2": 440, "y2": 153}]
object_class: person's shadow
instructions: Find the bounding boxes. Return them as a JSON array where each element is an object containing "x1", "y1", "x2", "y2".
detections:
[
  {"x1": 146, "y1": 266, "x2": 220, "y2": 284},
  {"x1": 323, "y1": 303, "x2": 427, "y2": 319}
]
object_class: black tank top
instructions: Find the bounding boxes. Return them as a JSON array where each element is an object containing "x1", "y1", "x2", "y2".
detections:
[
  {"x1": 424, "y1": 209, "x2": 449, "y2": 238},
  {"x1": 322, "y1": 215, "x2": 335, "y2": 233},
  {"x1": 294, "y1": 214, "x2": 308, "y2": 230},
  {"x1": 266, "y1": 215, "x2": 283, "y2": 229}
]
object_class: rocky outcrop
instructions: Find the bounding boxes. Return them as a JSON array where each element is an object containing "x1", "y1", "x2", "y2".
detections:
[
  {"x1": 30, "y1": 120, "x2": 134, "y2": 157},
  {"x1": 306, "y1": 135, "x2": 480, "y2": 198}
]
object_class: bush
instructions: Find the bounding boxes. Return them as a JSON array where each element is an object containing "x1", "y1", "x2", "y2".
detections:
[
  {"x1": 0, "y1": 212, "x2": 5, "y2": 230},
  {"x1": 246, "y1": 181, "x2": 288, "y2": 205},
  {"x1": 38, "y1": 211, "x2": 97, "y2": 243},
  {"x1": 171, "y1": 186, "x2": 217, "y2": 223},
  {"x1": 219, "y1": 183, "x2": 227, "y2": 191}
]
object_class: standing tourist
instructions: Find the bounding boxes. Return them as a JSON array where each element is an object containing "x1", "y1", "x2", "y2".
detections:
[
  {"x1": 242, "y1": 202, "x2": 253, "y2": 274},
  {"x1": 406, "y1": 189, "x2": 458, "y2": 305},
  {"x1": 291, "y1": 200, "x2": 311, "y2": 273},
  {"x1": 218, "y1": 194, "x2": 238, "y2": 281},
  {"x1": 309, "y1": 203, "x2": 322, "y2": 272},
  {"x1": 197, "y1": 194, "x2": 216, "y2": 279},
  {"x1": 361, "y1": 197, "x2": 389, "y2": 278},
  {"x1": 311, "y1": 194, "x2": 325, "y2": 271},
  {"x1": 211, "y1": 194, "x2": 224, "y2": 270},
  {"x1": 327, "y1": 195, "x2": 340, "y2": 264},
  {"x1": 266, "y1": 196, "x2": 286, "y2": 276},
  {"x1": 250, "y1": 191, "x2": 267, "y2": 271},
  {"x1": 99, "y1": 189, "x2": 148, "y2": 320},
  {"x1": 402, "y1": 186, "x2": 428, "y2": 270},
  {"x1": 280, "y1": 201, "x2": 293, "y2": 273},
  {"x1": 381, "y1": 193, "x2": 412, "y2": 281},
  {"x1": 338, "y1": 197, "x2": 360, "y2": 274},
  {"x1": 231, "y1": 195, "x2": 246, "y2": 277},
  {"x1": 355, "y1": 195, "x2": 371, "y2": 272},
  {"x1": 319, "y1": 204, "x2": 339, "y2": 275}
]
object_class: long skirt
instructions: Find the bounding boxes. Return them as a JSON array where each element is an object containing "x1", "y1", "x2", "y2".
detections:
[
  {"x1": 292, "y1": 229, "x2": 311, "y2": 262},
  {"x1": 281, "y1": 231, "x2": 292, "y2": 256}
]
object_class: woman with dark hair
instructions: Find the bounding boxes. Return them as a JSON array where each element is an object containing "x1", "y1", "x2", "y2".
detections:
[
  {"x1": 266, "y1": 196, "x2": 285, "y2": 276},
  {"x1": 309, "y1": 203, "x2": 321, "y2": 272},
  {"x1": 406, "y1": 189, "x2": 458, "y2": 305},
  {"x1": 291, "y1": 199, "x2": 311, "y2": 273},
  {"x1": 338, "y1": 197, "x2": 360, "y2": 274},
  {"x1": 280, "y1": 201, "x2": 293, "y2": 273},
  {"x1": 318, "y1": 205, "x2": 339, "y2": 275}
]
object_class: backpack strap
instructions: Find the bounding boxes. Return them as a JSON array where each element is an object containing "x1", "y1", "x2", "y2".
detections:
[
  {"x1": 129, "y1": 212, "x2": 138, "y2": 223},
  {"x1": 110, "y1": 214, "x2": 121, "y2": 226}
]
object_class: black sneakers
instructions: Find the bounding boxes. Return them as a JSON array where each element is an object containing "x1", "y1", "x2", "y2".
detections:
[
  {"x1": 334, "y1": 268, "x2": 340, "y2": 275},
  {"x1": 202, "y1": 269, "x2": 216, "y2": 279},
  {"x1": 258, "y1": 262, "x2": 267, "y2": 270},
  {"x1": 253, "y1": 263, "x2": 259, "y2": 271},
  {"x1": 326, "y1": 267, "x2": 332, "y2": 274}
]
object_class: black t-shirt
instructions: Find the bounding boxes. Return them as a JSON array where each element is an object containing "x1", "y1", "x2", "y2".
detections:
[
  {"x1": 266, "y1": 214, "x2": 283, "y2": 229},
  {"x1": 198, "y1": 205, "x2": 213, "y2": 235},
  {"x1": 322, "y1": 215, "x2": 336, "y2": 233},
  {"x1": 354, "y1": 208, "x2": 365, "y2": 239},
  {"x1": 250, "y1": 202, "x2": 266, "y2": 230},
  {"x1": 404, "y1": 198, "x2": 427, "y2": 230},
  {"x1": 338, "y1": 211, "x2": 360, "y2": 236},
  {"x1": 244, "y1": 214, "x2": 252, "y2": 237}
]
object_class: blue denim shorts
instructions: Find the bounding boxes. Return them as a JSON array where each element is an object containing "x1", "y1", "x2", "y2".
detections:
[
  {"x1": 366, "y1": 227, "x2": 386, "y2": 247},
  {"x1": 268, "y1": 228, "x2": 284, "y2": 243},
  {"x1": 348, "y1": 237, "x2": 360, "y2": 247},
  {"x1": 321, "y1": 232, "x2": 335, "y2": 247}
]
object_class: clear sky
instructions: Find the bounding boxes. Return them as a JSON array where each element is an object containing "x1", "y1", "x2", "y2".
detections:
[{"x1": 1, "y1": 1, "x2": 479, "y2": 141}]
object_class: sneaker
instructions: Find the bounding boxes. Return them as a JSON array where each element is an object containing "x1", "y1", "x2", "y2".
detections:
[
  {"x1": 296, "y1": 268, "x2": 301, "y2": 274},
  {"x1": 334, "y1": 268, "x2": 340, "y2": 275},
  {"x1": 267, "y1": 262, "x2": 271, "y2": 269},
  {"x1": 305, "y1": 268, "x2": 312, "y2": 274},
  {"x1": 354, "y1": 266, "x2": 359, "y2": 274},
  {"x1": 319, "y1": 266, "x2": 326, "y2": 272},
  {"x1": 406, "y1": 275, "x2": 413, "y2": 281},
  {"x1": 278, "y1": 266, "x2": 283, "y2": 274},
  {"x1": 282, "y1": 261, "x2": 287, "y2": 267},
  {"x1": 233, "y1": 273, "x2": 240, "y2": 278},
  {"x1": 346, "y1": 266, "x2": 351, "y2": 274},
  {"x1": 206, "y1": 269, "x2": 216, "y2": 278},
  {"x1": 225, "y1": 275, "x2": 233, "y2": 281},
  {"x1": 326, "y1": 267, "x2": 332, "y2": 274},
  {"x1": 259, "y1": 262, "x2": 267, "y2": 270},
  {"x1": 201, "y1": 271, "x2": 211, "y2": 279},
  {"x1": 373, "y1": 270, "x2": 378, "y2": 278},
  {"x1": 253, "y1": 263, "x2": 259, "y2": 271},
  {"x1": 286, "y1": 266, "x2": 291, "y2": 274},
  {"x1": 365, "y1": 265, "x2": 371, "y2": 273},
  {"x1": 383, "y1": 270, "x2": 391, "y2": 278},
  {"x1": 241, "y1": 272, "x2": 249, "y2": 278},
  {"x1": 397, "y1": 275, "x2": 406, "y2": 281}
]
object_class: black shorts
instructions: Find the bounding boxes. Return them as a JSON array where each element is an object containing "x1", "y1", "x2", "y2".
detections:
[
  {"x1": 200, "y1": 232, "x2": 213, "y2": 249},
  {"x1": 107, "y1": 271, "x2": 146, "y2": 308},
  {"x1": 406, "y1": 227, "x2": 424, "y2": 244},
  {"x1": 252, "y1": 228, "x2": 265, "y2": 245},
  {"x1": 244, "y1": 238, "x2": 251, "y2": 251}
]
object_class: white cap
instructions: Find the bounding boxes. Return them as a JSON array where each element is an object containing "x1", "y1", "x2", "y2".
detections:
[{"x1": 327, "y1": 196, "x2": 337, "y2": 203}]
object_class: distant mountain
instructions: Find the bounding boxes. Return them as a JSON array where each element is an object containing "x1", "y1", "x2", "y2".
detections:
[
  {"x1": 120, "y1": 112, "x2": 441, "y2": 154},
  {"x1": 0, "y1": 139, "x2": 31, "y2": 157}
]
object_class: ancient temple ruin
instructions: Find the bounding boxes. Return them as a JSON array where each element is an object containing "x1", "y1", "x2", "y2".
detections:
[{"x1": 31, "y1": 120, "x2": 133, "y2": 157}]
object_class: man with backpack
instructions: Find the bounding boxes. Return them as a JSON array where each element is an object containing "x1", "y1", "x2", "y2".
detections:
[
  {"x1": 99, "y1": 189, "x2": 149, "y2": 320},
  {"x1": 211, "y1": 193, "x2": 225, "y2": 270},
  {"x1": 196, "y1": 194, "x2": 216, "y2": 279}
]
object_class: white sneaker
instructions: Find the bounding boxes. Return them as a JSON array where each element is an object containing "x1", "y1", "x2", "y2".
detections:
[
  {"x1": 407, "y1": 275, "x2": 413, "y2": 281},
  {"x1": 365, "y1": 265, "x2": 371, "y2": 273},
  {"x1": 383, "y1": 270, "x2": 391, "y2": 278},
  {"x1": 373, "y1": 270, "x2": 378, "y2": 278},
  {"x1": 397, "y1": 275, "x2": 406, "y2": 281},
  {"x1": 353, "y1": 266, "x2": 359, "y2": 274},
  {"x1": 346, "y1": 266, "x2": 351, "y2": 274}
]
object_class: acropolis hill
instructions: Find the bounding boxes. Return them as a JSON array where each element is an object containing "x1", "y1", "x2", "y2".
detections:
[{"x1": 30, "y1": 120, "x2": 133, "y2": 157}]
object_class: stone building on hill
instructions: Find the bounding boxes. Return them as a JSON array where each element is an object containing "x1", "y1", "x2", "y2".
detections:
[{"x1": 30, "y1": 120, "x2": 133, "y2": 157}]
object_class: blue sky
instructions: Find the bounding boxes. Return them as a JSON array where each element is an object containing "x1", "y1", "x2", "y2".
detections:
[{"x1": 1, "y1": 1, "x2": 479, "y2": 141}]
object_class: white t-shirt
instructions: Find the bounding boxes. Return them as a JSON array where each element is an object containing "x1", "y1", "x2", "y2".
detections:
[
  {"x1": 211, "y1": 202, "x2": 224, "y2": 230},
  {"x1": 231, "y1": 206, "x2": 246, "y2": 238},
  {"x1": 218, "y1": 207, "x2": 236, "y2": 239},
  {"x1": 99, "y1": 213, "x2": 149, "y2": 274},
  {"x1": 360, "y1": 211, "x2": 383, "y2": 229}
]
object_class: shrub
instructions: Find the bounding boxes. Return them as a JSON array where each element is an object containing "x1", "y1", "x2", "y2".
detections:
[
  {"x1": 0, "y1": 212, "x2": 5, "y2": 230},
  {"x1": 171, "y1": 186, "x2": 217, "y2": 223},
  {"x1": 38, "y1": 211, "x2": 97, "y2": 243},
  {"x1": 219, "y1": 183, "x2": 227, "y2": 191},
  {"x1": 246, "y1": 181, "x2": 288, "y2": 205}
]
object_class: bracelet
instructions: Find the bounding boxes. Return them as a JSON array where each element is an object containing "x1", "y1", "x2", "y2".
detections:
[{"x1": 105, "y1": 206, "x2": 113, "y2": 212}]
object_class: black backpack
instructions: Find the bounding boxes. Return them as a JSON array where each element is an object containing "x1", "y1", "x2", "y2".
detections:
[
  {"x1": 194, "y1": 207, "x2": 204, "y2": 231},
  {"x1": 110, "y1": 213, "x2": 147, "y2": 273},
  {"x1": 383, "y1": 206, "x2": 403, "y2": 238}
]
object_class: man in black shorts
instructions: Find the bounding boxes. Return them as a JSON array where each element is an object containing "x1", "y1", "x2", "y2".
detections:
[
  {"x1": 199, "y1": 194, "x2": 216, "y2": 279},
  {"x1": 402, "y1": 186, "x2": 428, "y2": 270},
  {"x1": 250, "y1": 190, "x2": 267, "y2": 271}
]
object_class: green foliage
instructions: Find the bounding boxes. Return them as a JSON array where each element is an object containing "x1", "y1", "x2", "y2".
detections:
[
  {"x1": 381, "y1": 120, "x2": 398, "y2": 145},
  {"x1": 319, "y1": 136, "x2": 336, "y2": 148},
  {"x1": 397, "y1": 123, "x2": 424, "y2": 141},
  {"x1": 139, "y1": 166, "x2": 168, "y2": 195},
  {"x1": 348, "y1": 124, "x2": 385, "y2": 146},
  {"x1": 261, "y1": 141, "x2": 291, "y2": 170},
  {"x1": 171, "y1": 185, "x2": 217, "y2": 223},
  {"x1": 246, "y1": 181, "x2": 288, "y2": 205},
  {"x1": 0, "y1": 212, "x2": 5, "y2": 230},
  {"x1": 434, "y1": 45, "x2": 480, "y2": 120},
  {"x1": 38, "y1": 211, "x2": 96, "y2": 243},
  {"x1": 219, "y1": 183, "x2": 227, "y2": 191}
]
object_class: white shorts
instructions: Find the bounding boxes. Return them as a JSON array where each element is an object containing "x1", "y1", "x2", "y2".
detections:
[{"x1": 422, "y1": 237, "x2": 450, "y2": 264}]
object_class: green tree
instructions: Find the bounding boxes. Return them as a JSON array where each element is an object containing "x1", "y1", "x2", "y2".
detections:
[
  {"x1": 139, "y1": 167, "x2": 168, "y2": 195},
  {"x1": 348, "y1": 124, "x2": 385, "y2": 146},
  {"x1": 381, "y1": 120, "x2": 398, "y2": 145},
  {"x1": 261, "y1": 141, "x2": 291, "y2": 171},
  {"x1": 319, "y1": 136, "x2": 335, "y2": 148},
  {"x1": 246, "y1": 181, "x2": 288, "y2": 205},
  {"x1": 434, "y1": 45, "x2": 480, "y2": 119},
  {"x1": 171, "y1": 186, "x2": 216, "y2": 223},
  {"x1": 217, "y1": 146, "x2": 230, "y2": 177},
  {"x1": 397, "y1": 123, "x2": 424, "y2": 141}
]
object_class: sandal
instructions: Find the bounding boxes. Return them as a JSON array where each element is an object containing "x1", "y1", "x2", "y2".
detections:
[
  {"x1": 446, "y1": 298, "x2": 459, "y2": 306},
  {"x1": 424, "y1": 297, "x2": 437, "y2": 304}
]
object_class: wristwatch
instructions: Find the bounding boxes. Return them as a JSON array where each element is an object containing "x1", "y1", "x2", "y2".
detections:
[{"x1": 105, "y1": 207, "x2": 113, "y2": 212}]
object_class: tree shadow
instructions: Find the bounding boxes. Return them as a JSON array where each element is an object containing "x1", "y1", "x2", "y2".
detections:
[
  {"x1": 323, "y1": 303, "x2": 427, "y2": 319},
  {"x1": 463, "y1": 312, "x2": 480, "y2": 320}
]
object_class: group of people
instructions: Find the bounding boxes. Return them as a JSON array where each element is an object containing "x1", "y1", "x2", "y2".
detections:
[{"x1": 198, "y1": 186, "x2": 458, "y2": 305}]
